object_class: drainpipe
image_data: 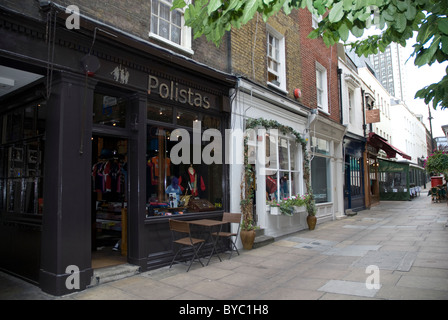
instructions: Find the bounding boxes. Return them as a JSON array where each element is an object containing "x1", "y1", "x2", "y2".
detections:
[{"x1": 338, "y1": 68, "x2": 343, "y2": 124}]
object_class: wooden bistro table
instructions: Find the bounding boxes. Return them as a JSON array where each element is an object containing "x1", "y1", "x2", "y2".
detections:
[{"x1": 186, "y1": 219, "x2": 228, "y2": 266}]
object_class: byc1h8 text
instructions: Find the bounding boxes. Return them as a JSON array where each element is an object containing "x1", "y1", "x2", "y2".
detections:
[{"x1": 179, "y1": 304, "x2": 269, "y2": 317}]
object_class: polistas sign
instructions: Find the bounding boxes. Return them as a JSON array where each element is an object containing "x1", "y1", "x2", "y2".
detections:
[{"x1": 148, "y1": 75, "x2": 211, "y2": 109}]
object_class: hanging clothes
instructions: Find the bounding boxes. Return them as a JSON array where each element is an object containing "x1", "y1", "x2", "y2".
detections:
[
  {"x1": 92, "y1": 161, "x2": 106, "y2": 193},
  {"x1": 179, "y1": 165, "x2": 205, "y2": 197}
]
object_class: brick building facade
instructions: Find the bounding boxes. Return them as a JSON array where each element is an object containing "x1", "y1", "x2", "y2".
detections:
[{"x1": 297, "y1": 9, "x2": 340, "y2": 123}]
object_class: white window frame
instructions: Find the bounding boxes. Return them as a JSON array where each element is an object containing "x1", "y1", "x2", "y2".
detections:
[
  {"x1": 316, "y1": 62, "x2": 328, "y2": 113},
  {"x1": 348, "y1": 88, "x2": 355, "y2": 125},
  {"x1": 149, "y1": 0, "x2": 193, "y2": 55},
  {"x1": 310, "y1": 137, "x2": 332, "y2": 204},
  {"x1": 266, "y1": 25, "x2": 287, "y2": 93},
  {"x1": 264, "y1": 132, "x2": 302, "y2": 202}
]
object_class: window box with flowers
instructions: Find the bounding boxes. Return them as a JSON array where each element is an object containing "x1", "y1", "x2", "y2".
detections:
[
  {"x1": 267, "y1": 195, "x2": 305, "y2": 216},
  {"x1": 267, "y1": 194, "x2": 309, "y2": 216}
]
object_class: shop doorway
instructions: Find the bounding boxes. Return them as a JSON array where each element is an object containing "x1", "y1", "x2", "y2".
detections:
[{"x1": 91, "y1": 135, "x2": 128, "y2": 269}]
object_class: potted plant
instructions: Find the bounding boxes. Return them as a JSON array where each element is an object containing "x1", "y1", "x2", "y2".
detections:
[
  {"x1": 303, "y1": 193, "x2": 317, "y2": 230},
  {"x1": 239, "y1": 140, "x2": 257, "y2": 249}
]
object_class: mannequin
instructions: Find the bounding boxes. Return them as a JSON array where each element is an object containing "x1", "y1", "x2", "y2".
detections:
[
  {"x1": 165, "y1": 176, "x2": 182, "y2": 206},
  {"x1": 266, "y1": 174, "x2": 277, "y2": 200},
  {"x1": 179, "y1": 164, "x2": 205, "y2": 197}
]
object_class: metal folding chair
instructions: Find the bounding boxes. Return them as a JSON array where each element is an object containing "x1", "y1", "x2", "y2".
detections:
[
  {"x1": 212, "y1": 212, "x2": 242, "y2": 259},
  {"x1": 169, "y1": 219, "x2": 205, "y2": 272}
]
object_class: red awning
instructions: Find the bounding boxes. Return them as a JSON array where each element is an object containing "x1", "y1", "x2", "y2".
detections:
[{"x1": 368, "y1": 133, "x2": 412, "y2": 160}]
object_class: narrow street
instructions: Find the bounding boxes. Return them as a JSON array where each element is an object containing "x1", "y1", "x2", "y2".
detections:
[{"x1": 2, "y1": 184, "x2": 447, "y2": 301}]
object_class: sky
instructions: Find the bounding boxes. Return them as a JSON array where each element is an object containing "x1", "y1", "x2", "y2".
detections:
[{"x1": 401, "y1": 38, "x2": 447, "y2": 138}]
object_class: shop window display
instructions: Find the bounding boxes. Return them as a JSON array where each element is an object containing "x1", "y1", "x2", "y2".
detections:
[
  {"x1": 92, "y1": 136, "x2": 128, "y2": 250},
  {"x1": 264, "y1": 133, "x2": 301, "y2": 202},
  {"x1": 93, "y1": 93, "x2": 127, "y2": 128},
  {"x1": 0, "y1": 103, "x2": 46, "y2": 215},
  {"x1": 146, "y1": 120, "x2": 222, "y2": 217}
]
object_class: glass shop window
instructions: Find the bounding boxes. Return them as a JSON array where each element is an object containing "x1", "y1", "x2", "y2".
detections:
[
  {"x1": 93, "y1": 93, "x2": 127, "y2": 128},
  {"x1": 146, "y1": 123, "x2": 223, "y2": 217},
  {"x1": 311, "y1": 156, "x2": 331, "y2": 203},
  {"x1": 0, "y1": 102, "x2": 46, "y2": 215},
  {"x1": 310, "y1": 137, "x2": 331, "y2": 203},
  {"x1": 264, "y1": 133, "x2": 301, "y2": 202},
  {"x1": 147, "y1": 104, "x2": 173, "y2": 123}
]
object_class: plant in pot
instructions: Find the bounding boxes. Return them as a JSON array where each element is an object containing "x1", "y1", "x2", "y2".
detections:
[
  {"x1": 240, "y1": 136, "x2": 258, "y2": 250},
  {"x1": 240, "y1": 178, "x2": 258, "y2": 249},
  {"x1": 303, "y1": 193, "x2": 317, "y2": 230}
]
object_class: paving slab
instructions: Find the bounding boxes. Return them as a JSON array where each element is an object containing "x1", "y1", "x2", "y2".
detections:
[
  {"x1": 351, "y1": 250, "x2": 417, "y2": 271},
  {"x1": 318, "y1": 280, "x2": 380, "y2": 298}
]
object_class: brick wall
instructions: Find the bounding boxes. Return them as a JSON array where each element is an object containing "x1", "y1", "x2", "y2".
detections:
[
  {"x1": 192, "y1": 33, "x2": 230, "y2": 73},
  {"x1": 298, "y1": 9, "x2": 340, "y2": 123},
  {"x1": 230, "y1": 10, "x2": 302, "y2": 101}
]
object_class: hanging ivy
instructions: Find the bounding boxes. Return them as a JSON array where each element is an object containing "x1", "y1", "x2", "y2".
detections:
[{"x1": 242, "y1": 118, "x2": 316, "y2": 217}]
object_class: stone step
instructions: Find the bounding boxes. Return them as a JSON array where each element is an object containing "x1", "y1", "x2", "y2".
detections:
[
  {"x1": 253, "y1": 234, "x2": 275, "y2": 249},
  {"x1": 88, "y1": 263, "x2": 140, "y2": 287}
]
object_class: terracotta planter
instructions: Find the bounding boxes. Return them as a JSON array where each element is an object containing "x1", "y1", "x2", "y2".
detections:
[
  {"x1": 240, "y1": 229, "x2": 256, "y2": 250},
  {"x1": 306, "y1": 215, "x2": 317, "y2": 230}
]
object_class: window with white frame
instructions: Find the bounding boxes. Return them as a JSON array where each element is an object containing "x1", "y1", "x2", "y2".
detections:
[
  {"x1": 150, "y1": 0, "x2": 192, "y2": 53},
  {"x1": 316, "y1": 62, "x2": 328, "y2": 113},
  {"x1": 348, "y1": 88, "x2": 355, "y2": 124},
  {"x1": 267, "y1": 26, "x2": 286, "y2": 91},
  {"x1": 264, "y1": 132, "x2": 301, "y2": 202},
  {"x1": 311, "y1": 137, "x2": 331, "y2": 203}
]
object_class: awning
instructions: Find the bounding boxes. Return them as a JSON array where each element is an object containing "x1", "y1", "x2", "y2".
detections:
[{"x1": 368, "y1": 133, "x2": 412, "y2": 160}]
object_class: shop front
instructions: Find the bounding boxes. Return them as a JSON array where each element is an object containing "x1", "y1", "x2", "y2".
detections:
[
  {"x1": 309, "y1": 115, "x2": 347, "y2": 221},
  {"x1": 229, "y1": 78, "x2": 310, "y2": 238},
  {"x1": 343, "y1": 133, "x2": 366, "y2": 212},
  {"x1": 365, "y1": 132, "x2": 412, "y2": 206},
  {"x1": 0, "y1": 5, "x2": 235, "y2": 296}
]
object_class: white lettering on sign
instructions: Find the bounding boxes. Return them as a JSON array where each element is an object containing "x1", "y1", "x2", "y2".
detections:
[
  {"x1": 148, "y1": 75, "x2": 211, "y2": 109},
  {"x1": 111, "y1": 65, "x2": 130, "y2": 84}
]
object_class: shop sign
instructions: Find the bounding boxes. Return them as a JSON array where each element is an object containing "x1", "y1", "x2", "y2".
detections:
[
  {"x1": 366, "y1": 109, "x2": 380, "y2": 124},
  {"x1": 148, "y1": 75, "x2": 211, "y2": 109}
]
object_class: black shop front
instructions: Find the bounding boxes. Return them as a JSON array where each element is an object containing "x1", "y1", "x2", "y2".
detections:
[{"x1": 0, "y1": 5, "x2": 235, "y2": 296}]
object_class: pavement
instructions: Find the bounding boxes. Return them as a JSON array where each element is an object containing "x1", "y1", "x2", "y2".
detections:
[{"x1": 1, "y1": 185, "x2": 448, "y2": 301}]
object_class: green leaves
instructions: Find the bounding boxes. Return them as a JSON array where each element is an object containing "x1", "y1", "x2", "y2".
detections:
[
  {"x1": 242, "y1": 0, "x2": 261, "y2": 24},
  {"x1": 439, "y1": 18, "x2": 448, "y2": 35},
  {"x1": 329, "y1": 1, "x2": 344, "y2": 23}
]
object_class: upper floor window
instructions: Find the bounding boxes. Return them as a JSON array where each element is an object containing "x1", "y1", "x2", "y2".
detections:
[
  {"x1": 267, "y1": 26, "x2": 287, "y2": 92},
  {"x1": 150, "y1": 0, "x2": 192, "y2": 54},
  {"x1": 316, "y1": 62, "x2": 328, "y2": 113}
]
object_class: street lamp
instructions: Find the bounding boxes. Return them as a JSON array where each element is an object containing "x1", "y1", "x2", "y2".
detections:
[{"x1": 428, "y1": 104, "x2": 435, "y2": 151}]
